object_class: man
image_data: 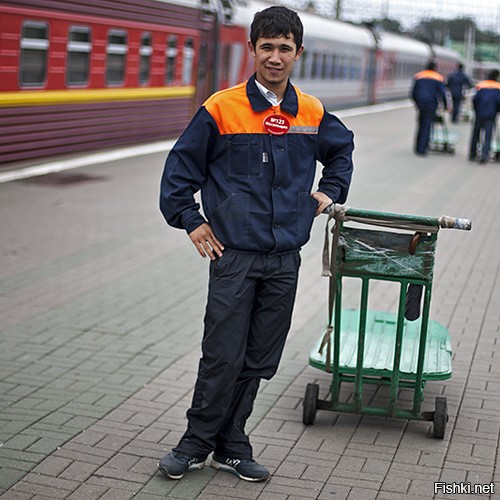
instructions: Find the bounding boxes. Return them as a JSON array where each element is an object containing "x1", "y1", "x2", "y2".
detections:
[
  {"x1": 446, "y1": 63, "x2": 472, "y2": 123},
  {"x1": 411, "y1": 61, "x2": 447, "y2": 156},
  {"x1": 158, "y1": 6, "x2": 354, "y2": 482},
  {"x1": 469, "y1": 69, "x2": 500, "y2": 164}
]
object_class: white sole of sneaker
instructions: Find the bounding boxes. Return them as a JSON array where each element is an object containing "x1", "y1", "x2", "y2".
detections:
[
  {"x1": 210, "y1": 460, "x2": 269, "y2": 482},
  {"x1": 157, "y1": 460, "x2": 205, "y2": 480}
]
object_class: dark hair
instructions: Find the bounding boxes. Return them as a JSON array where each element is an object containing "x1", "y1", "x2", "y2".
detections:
[
  {"x1": 427, "y1": 61, "x2": 436, "y2": 71},
  {"x1": 250, "y1": 6, "x2": 303, "y2": 51},
  {"x1": 487, "y1": 69, "x2": 499, "y2": 81}
]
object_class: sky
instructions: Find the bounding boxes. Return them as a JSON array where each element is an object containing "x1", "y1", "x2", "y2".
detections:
[{"x1": 307, "y1": 0, "x2": 500, "y2": 32}]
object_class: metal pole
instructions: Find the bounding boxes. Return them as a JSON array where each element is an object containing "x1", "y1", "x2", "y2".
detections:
[
  {"x1": 464, "y1": 23, "x2": 475, "y2": 66},
  {"x1": 382, "y1": 0, "x2": 389, "y2": 19},
  {"x1": 335, "y1": 0, "x2": 342, "y2": 20}
]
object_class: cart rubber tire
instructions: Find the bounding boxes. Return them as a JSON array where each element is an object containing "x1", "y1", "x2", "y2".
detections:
[
  {"x1": 303, "y1": 383, "x2": 319, "y2": 425},
  {"x1": 433, "y1": 396, "x2": 448, "y2": 439}
]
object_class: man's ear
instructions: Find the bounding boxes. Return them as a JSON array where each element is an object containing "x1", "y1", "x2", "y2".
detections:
[
  {"x1": 247, "y1": 40, "x2": 256, "y2": 56},
  {"x1": 295, "y1": 45, "x2": 304, "y2": 60}
]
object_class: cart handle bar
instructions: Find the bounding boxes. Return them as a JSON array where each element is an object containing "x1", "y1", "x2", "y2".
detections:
[{"x1": 323, "y1": 205, "x2": 472, "y2": 231}]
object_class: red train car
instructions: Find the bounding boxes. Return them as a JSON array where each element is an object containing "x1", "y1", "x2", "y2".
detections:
[{"x1": 0, "y1": 0, "x2": 217, "y2": 163}]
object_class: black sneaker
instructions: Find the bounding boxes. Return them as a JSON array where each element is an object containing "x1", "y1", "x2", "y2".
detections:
[
  {"x1": 157, "y1": 451, "x2": 205, "y2": 480},
  {"x1": 211, "y1": 454, "x2": 270, "y2": 482}
]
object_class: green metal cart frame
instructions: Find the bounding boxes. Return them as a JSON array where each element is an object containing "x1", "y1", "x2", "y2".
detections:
[{"x1": 303, "y1": 206, "x2": 471, "y2": 439}]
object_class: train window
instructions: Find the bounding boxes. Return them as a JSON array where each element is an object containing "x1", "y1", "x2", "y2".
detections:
[
  {"x1": 291, "y1": 54, "x2": 301, "y2": 79},
  {"x1": 311, "y1": 52, "x2": 319, "y2": 79},
  {"x1": 299, "y1": 50, "x2": 307, "y2": 79},
  {"x1": 341, "y1": 57, "x2": 349, "y2": 80},
  {"x1": 66, "y1": 27, "x2": 91, "y2": 86},
  {"x1": 106, "y1": 30, "x2": 128, "y2": 85},
  {"x1": 182, "y1": 38, "x2": 195, "y2": 85},
  {"x1": 339, "y1": 58, "x2": 345, "y2": 79},
  {"x1": 350, "y1": 58, "x2": 359, "y2": 79},
  {"x1": 290, "y1": 57, "x2": 298, "y2": 79},
  {"x1": 221, "y1": 44, "x2": 231, "y2": 85},
  {"x1": 330, "y1": 55, "x2": 337, "y2": 79},
  {"x1": 321, "y1": 54, "x2": 329, "y2": 79},
  {"x1": 139, "y1": 32, "x2": 153, "y2": 85},
  {"x1": 220, "y1": 43, "x2": 244, "y2": 88},
  {"x1": 197, "y1": 43, "x2": 208, "y2": 85},
  {"x1": 166, "y1": 36, "x2": 178, "y2": 84},
  {"x1": 19, "y1": 21, "x2": 49, "y2": 87}
]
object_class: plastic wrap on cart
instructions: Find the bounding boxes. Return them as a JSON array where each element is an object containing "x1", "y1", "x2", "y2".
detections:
[{"x1": 336, "y1": 228, "x2": 436, "y2": 280}]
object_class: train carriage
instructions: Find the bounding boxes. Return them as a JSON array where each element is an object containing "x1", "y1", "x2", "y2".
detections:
[
  {"x1": 431, "y1": 44, "x2": 462, "y2": 79},
  {"x1": 224, "y1": 0, "x2": 375, "y2": 110},
  {"x1": 375, "y1": 32, "x2": 430, "y2": 103},
  {"x1": 292, "y1": 14, "x2": 374, "y2": 110},
  {"x1": 0, "y1": 0, "x2": 217, "y2": 164}
]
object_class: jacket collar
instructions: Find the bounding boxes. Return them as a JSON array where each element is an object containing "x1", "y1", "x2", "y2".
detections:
[
  {"x1": 414, "y1": 70, "x2": 444, "y2": 82},
  {"x1": 246, "y1": 74, "x2": 299, "y2": 117},
  {"x1": 476, "y1": 79, "x2": 500, "y2": 90}
]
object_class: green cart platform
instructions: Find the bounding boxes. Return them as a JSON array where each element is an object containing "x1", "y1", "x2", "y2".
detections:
[
  {"x1": 303, "y1": 206, "x2": 471, "y2": 439},
  {"x1": 429, "y1": 113, "x2": 458, "y2": 154}
]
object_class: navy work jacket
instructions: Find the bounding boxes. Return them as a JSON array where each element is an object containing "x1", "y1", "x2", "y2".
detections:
[
  {"x1": 473, "y1": 80, "x2": 500, "y2": 119},
  {"x1": 446, "y1": 70, "x2": 471, "y2": 99},
  {"x1": 411, "y1": 70, "x2": 447, "y2": 110},
  {"x1": 160, "y1": 75, "x2": 354, "y2": 254}
]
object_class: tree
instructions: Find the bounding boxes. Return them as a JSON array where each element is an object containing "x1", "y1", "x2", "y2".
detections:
[
  {"x1": 373, "y1": 18, "x2": 403, "y2": 33},
  {"x1": 413, "y1": 17, "x2": 477, "y2": 44}
]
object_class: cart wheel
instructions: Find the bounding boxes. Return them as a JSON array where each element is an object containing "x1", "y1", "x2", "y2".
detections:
[
  {"x1": 303, "y1": 383, "x2": 319, "y2": 425},
  {"x1": 433, "y1": 396, "x2": 448, "y2": 439}
]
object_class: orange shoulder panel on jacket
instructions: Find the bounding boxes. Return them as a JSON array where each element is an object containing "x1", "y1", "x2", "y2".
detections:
[
  {"x1": 292, "y1": 86, "x2": 325, "y2": 132},
  {"x1": 476, "y1": 80, "x2": 500, "y2": 90},
  {"x1": 414, "y1": 70, "x2": 445, "y2": 82},
  {"x1": 204, "y1": 82, "x2": 324, "y2": 135}
]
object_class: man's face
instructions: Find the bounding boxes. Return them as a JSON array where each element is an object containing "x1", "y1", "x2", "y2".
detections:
[{"x1": 248, "y1": 34, "x2": 304, "y2": 89}]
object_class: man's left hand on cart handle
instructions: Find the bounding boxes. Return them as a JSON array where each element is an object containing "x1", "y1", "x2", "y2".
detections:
[{"x1": 312, "y1": 191, "x2": 333, "y2": 217}]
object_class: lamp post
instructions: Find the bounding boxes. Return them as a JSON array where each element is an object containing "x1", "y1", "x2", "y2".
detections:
[{"x1": 335, "y1": 0, "x2": 341, "y2": 20}]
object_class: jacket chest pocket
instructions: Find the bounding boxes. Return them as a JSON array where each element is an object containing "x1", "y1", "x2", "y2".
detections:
[{"x1": 228, "y1": 138, "x2": 264, "y2": 178}]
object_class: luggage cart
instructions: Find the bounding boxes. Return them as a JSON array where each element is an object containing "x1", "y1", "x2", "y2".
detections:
[
  {"x1": 474, "y1": 123, "x2": 500, "y2": 163},
  {"x1": 458, "y1": 91, "x2": 474, "y2": 123},
  {"x1": 429, "y1": 111, "x2": 457, "y2": 154},
  {"x1": 303, "y1": 206, "x2": 471, "y2": 439},
  {"x1": 491, "y1": 124, "x2": 500, "y2": 162}
]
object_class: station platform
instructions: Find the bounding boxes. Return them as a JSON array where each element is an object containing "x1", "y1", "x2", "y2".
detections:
[{"x1": 1, "y1": 103, "x2": 499, "y2": 499}]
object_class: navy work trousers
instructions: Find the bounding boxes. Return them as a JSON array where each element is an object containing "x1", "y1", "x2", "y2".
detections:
[
  {"x1": 451, "y1": 96, "x2": 463, "y2": 123},
  {"x1": 469, "y1": 117, "x2": 495, "y2": 161},
  {"x1": 415, "y1": 106, "x2": 436, "y2": 154},
  {"x1": 174, "y1": 249, "x2": 301, "y2": 459}
]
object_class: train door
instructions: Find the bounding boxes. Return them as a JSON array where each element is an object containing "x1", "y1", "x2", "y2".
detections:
[
  {"x1": 216, "y1": 25, "x2": 249, "y2": 90},
  {"x1": 367, "y1": 48, "x2": 381, "y2": 105},
  {"x1": 195, "y1": 26, "x2": 216, "y2": 108}
]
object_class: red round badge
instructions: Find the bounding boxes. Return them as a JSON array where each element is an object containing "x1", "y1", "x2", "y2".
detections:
[{"x1": 263, "y1": 114, "x2": 290, "y2": 135}]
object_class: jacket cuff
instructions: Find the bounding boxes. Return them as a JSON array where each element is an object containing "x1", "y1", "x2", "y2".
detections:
[{"x1": 183, "y1": 212, "x2": 207, "y2": 235}]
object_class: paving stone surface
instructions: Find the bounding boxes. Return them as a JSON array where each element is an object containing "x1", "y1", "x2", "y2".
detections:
[{"x1": 1, "y1": 105, "x2": 499, "y2": 499}]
